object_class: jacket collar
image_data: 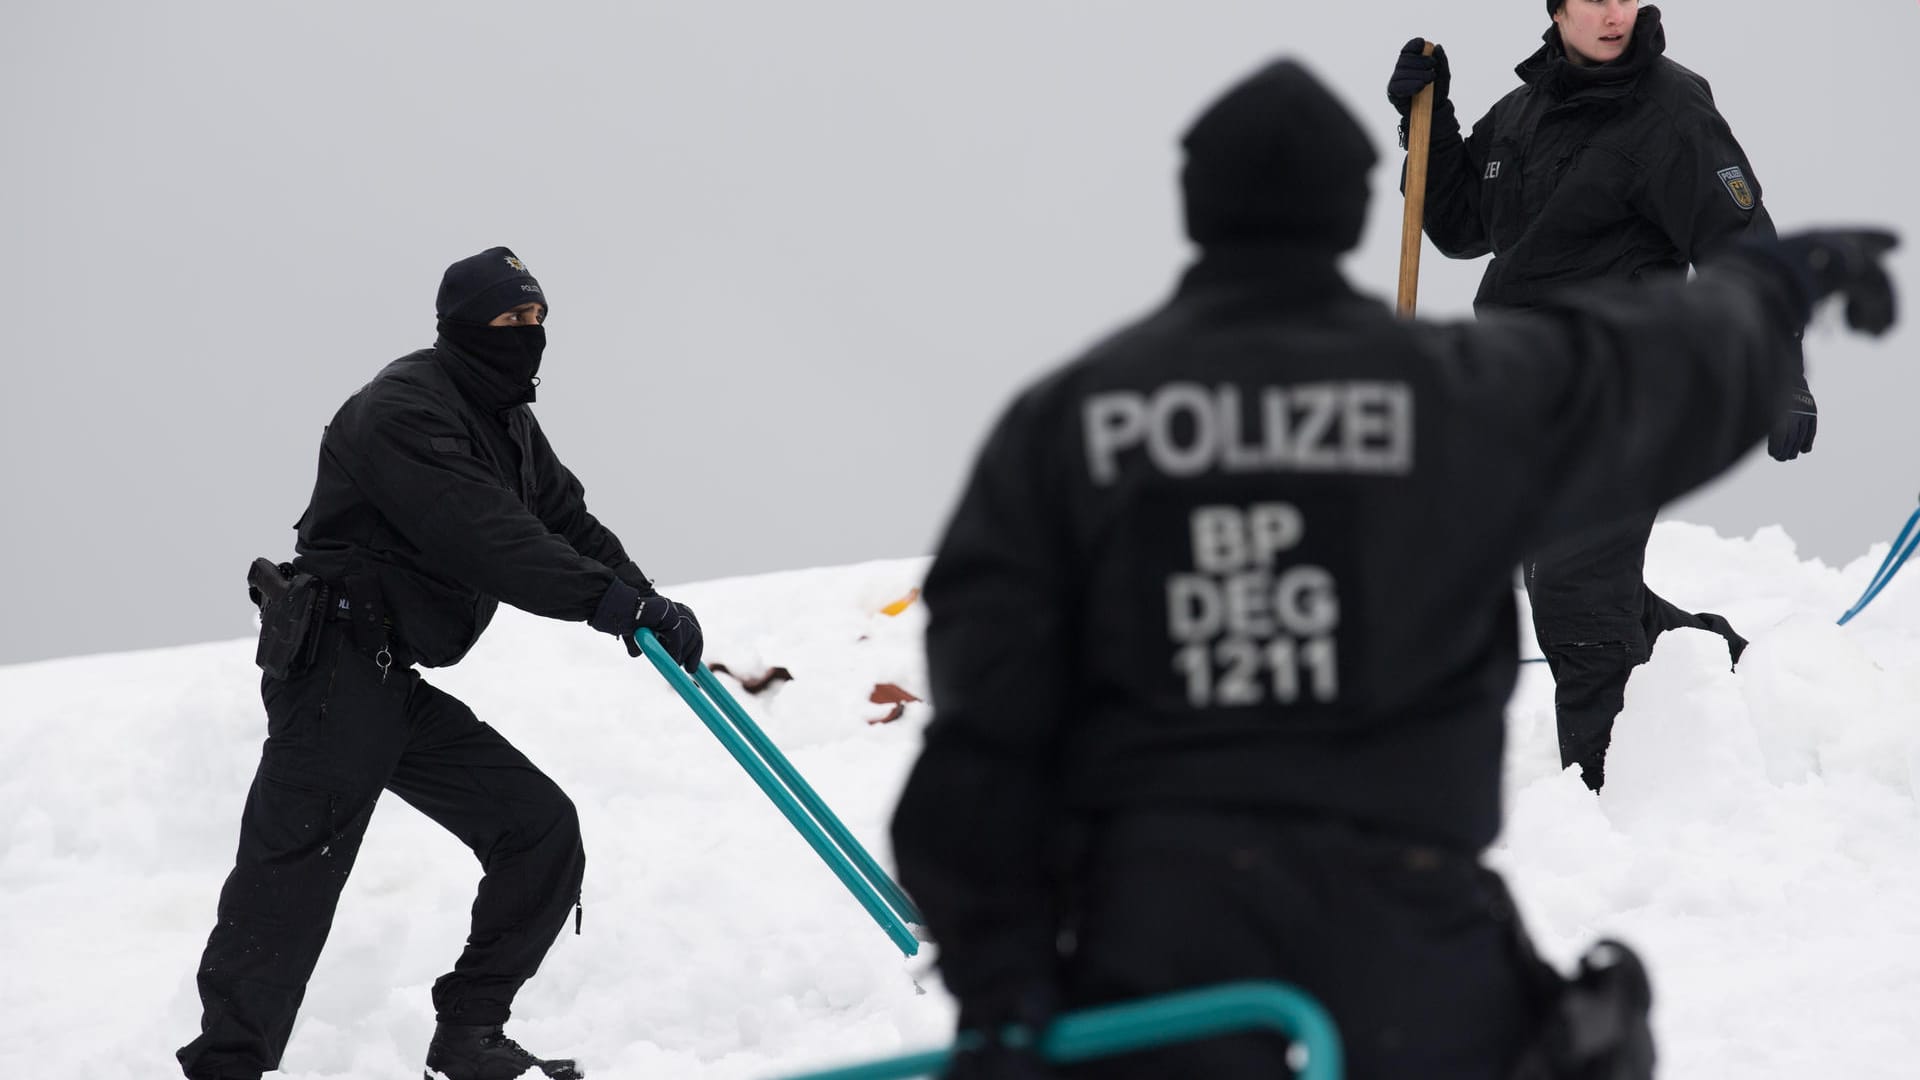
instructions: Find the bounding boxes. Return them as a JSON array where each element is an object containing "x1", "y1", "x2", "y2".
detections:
[
  {"x1": 1518, "y1": 4, "x2": 1665, "y2": 102},
  {"x1": 1174, "y1": 244, "x2": 1359, "y2": 307}
]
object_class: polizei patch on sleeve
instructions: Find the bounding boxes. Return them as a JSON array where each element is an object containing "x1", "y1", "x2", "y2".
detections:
[{"x1": 1717, "y1": 166, "x2": 1755, "y2": 211}]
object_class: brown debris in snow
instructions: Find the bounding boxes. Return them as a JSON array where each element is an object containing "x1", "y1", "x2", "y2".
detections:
[
  {"x1": 866, "y1": 683, "x2": 922, "y2": 725},
  {"x1": 707, "y1": 663, "x2": 794, "y2": 695}
]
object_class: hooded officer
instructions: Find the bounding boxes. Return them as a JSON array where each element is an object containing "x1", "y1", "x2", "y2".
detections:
[
  {"x1": 178, "y1": 247, "x2": 705, "y2": 1080},
  {"x1": 891, "y1": 57, "x2": 1895, "y2": 1079}
]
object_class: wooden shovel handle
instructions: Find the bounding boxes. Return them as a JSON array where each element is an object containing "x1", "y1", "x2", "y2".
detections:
[{"x1": 1397, "y1": 41, "x2": 1438, "y2": 318}]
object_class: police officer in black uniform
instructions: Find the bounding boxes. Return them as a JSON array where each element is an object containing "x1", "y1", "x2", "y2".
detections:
[
  {"x1": 889, "y1": 59, "x2": 1896, "y2": 1078},
  {"x1": 178, "y1": 248, "x2": 704, "y2": 1080},
  {"x1": 1387, "y1": 2, "x2": 1811, "y2": 790}
]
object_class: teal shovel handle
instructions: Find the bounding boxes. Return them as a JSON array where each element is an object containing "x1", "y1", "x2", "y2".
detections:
[
  {"x1": 775, "y1": 980, "x2": 1344, "y2": 1080},
  {"x1": 691, "y1": 663, "x2": 923, "y2": 927},
  {"x1": 636, "y1": 628, "x2": 920, "y2": 956}
]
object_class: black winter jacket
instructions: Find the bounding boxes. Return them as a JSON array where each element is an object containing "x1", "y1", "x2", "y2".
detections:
[
  {"x1": 1422, "y1": 7, "x2": 1776, "y2": 311},
  {"x1": 890, "y1": 245, "x2": 1804, "y2": 1003},
  {"x1": 291, "y1": 340, "x2": 643, "y2": 667}
]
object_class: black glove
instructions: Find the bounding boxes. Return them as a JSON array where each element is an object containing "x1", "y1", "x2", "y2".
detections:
[
  {"x1": 590, "y1": 579, "x2": 705, "y2": 672},
  {"x1": 946, "y1": 985, "x2": 1059, "y2": 1080},
  {"x1": 1387, "y1": 38, "x2": 1450, "y2": 117},
  {"x1": 1513, "y1": 940, "x2": 1655, "y2": 1080},
  {"x1": 1767, "y1": 377, "x2": 1818, "y2": 462},
  {"x1": 1555, "y1": 940, "x2": 1656, "y2": 1079},
  {"x1": 1770, "y1": 229, "x2": 1900, "y2": 335}
]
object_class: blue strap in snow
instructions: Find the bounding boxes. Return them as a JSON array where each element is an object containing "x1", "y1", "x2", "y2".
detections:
[{"x1": 1837, "y1": 502, "x2": 1920, "y2": 626}]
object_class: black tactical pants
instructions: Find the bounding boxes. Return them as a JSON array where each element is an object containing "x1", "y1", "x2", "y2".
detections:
[
  {"x1": 1524, "y1": 512, "x2": 1745, "y2": 791},
  {"x1": 1060, "y1": 810, "x2": 1549, "y2": 1080},
  {"x1": 177, "y1": 622, "x2": 586, "y2": 1080}
]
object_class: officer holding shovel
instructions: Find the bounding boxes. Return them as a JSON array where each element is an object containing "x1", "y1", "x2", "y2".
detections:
[
  {"x1": 179, "y1": 248, "x2": 703, "y2": 1080},
  {"x1": 1388, "y1": 1, "x2": 1805, "y2": 791}
]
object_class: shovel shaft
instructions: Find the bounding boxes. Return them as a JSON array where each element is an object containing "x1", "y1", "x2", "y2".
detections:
[
  {"x1": 1397, "y1": 41, "x2": 1438, "y2": 318},
  {"x1": 638, "y1": 629, "x2": 921, "y2": 956},
  {"x1": 693, "y1": 664, "x2": 925, "y2": 926}
]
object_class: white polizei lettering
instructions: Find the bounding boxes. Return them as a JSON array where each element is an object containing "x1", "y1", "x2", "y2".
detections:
[
  {"x1": 1174, "y1": 643, "x2": 1211, "y2": 706},
  {"x1": 1167, "y1": 574, "x2": 1223, "y2": 640},
  {"x1": 1274, "y1": 566, "x2": 1340, "y2": 637},
  {"x1": 1167, "y1": 503, "x2": 1345, "y2": 709},
  {"x1": 1222, "y1": 575, "x2": 1276, "y2": 639},
  {"x1": 1384, "y1": 383, "x2": 1413, "y2": 472},
  {"x1": 1215, "y1": 386, "x2": 1266, "y2": 471},
  {"x1": 1146, "y1": 382, "x2": 1218, "y2": 478},
  {"x1": 1191, "y1": 507, "x2": 1249, "y2": 574},
  {"x1": 1190, "y1": 503, "x2": 1304, "y2": 573},
  {"x1": 1246, "y1": 503, "x2": 1304, "y2": 566},
  {"x1": 1214, "y1": 639, "x2": 1263, "y2": 705},
  {"x1": 1343, "y1": 382, "x2": 1414, "y2": 472},
  {"x1": 1303, "y1": 637, "x2": 1339, "y2": 700},
  {"x1": 1288, "y1": 385, "x2": 1342, "y2": 471},
  {"x1": 1084, "y1": 392, "x2": 1147, "y2": 486},
  {"x1": 1081, "y1": 381, "x2": 1415, "y2": 484},
  {"x1": 1265, "y1": 638, "x2": 1301, "y2": 702},
  {"x1": 1260, "y1": 387, "x2": 1294, "y2": 469},
  {"x1": 1170, "y1": 569, "x2": 1336, "y2": 640}
]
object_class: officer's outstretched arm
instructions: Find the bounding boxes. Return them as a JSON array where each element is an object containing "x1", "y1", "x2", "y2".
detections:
[{"x1": 1458, "y1": 230, "x2": 1897, "y2": 550}]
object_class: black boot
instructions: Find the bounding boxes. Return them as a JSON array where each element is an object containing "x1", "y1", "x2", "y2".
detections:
[{"x1": 423, "y1": 1024, "x2": 583, "y2": 1080}]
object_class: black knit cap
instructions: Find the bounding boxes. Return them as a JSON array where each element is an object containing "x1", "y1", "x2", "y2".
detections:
[
  {"x1": 435, "y1": 246, "x2": 548, "y2": 324},
  {"x1": 1180, "y1": 59, "x2": 1378, "y2": 252}
]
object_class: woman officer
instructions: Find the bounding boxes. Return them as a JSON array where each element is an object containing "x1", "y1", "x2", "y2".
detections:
[{"x1": 1387, "y1": 1, "x2": 1814, "y2": 791}]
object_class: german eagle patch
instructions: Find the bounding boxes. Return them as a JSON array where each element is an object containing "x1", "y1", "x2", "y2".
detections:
[{"x1": 1717, "y1": 166, "x2": 1756, "y2": 211}]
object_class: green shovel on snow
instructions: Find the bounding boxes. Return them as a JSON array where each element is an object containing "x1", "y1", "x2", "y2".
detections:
[{"x1": 635, "y1": 627, "x2": 925, "y2": 956}]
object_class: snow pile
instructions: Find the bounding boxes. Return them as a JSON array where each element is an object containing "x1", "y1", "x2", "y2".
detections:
[
  {"x1": 1498, "y1": 523, "x2": 1920, "y2": 1078},
  {"x1": 1, "y1": 523, "x2": 1916, "y2": 1079}
]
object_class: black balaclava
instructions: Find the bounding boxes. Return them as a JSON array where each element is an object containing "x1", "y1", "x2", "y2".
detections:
[
  {"x1": 433, "y1": 246, "x2": 549, "y2": 411},
  {"x1": 1179, "y1": 59, "x2": 1378, "y2": 253}
]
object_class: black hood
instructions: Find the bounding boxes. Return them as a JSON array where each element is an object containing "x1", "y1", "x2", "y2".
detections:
[
  {"x1": 1179, "y1": 58, "x2": 1378, "y2": 253},
  {"x1": 1521, "y1": 4, "x2": 1666, "y2": 97}
]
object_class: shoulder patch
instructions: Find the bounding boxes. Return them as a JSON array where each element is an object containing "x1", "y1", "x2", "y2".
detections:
[{"x1": 1717, "y1": 166, "x2": 1756, "y2": 211}]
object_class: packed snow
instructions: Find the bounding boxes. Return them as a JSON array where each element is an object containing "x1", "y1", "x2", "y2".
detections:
[{"x1": 1, "y1": 521, "x2": 1915, "y2": 1078}]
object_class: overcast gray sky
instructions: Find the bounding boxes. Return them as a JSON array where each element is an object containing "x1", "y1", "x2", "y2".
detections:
[{"x1": 3, "y1": 1, "x2": 1914, "y2": 666}]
